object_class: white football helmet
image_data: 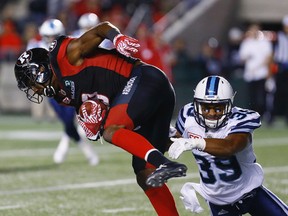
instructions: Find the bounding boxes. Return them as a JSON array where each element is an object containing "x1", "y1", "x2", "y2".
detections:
[
  {"x1": 78, "y1": 13, "x2": 99, "y2": 29},
  {"x1": 193, "y1": 75, "x2": 235, "y2": 129},
  {"x1": 39, "y1": 19, "x2": 65, "y2": 37}
]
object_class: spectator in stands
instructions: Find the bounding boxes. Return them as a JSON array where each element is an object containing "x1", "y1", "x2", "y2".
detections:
[
  {"x1": 170, "y1": 38, "x2": 198, "y2": 113},
  {"x1": 272, "y1": 15, "x2": 288, "y2": 125},
  {"x1": 133, "y1": 23, "x2": 167, "y2": 77},
  {"x1": 0, "y1": 19, "x2": 23, "y2": 62},
  {"x1": 223, "y1": 27, "x2": 244, "y2": 79},
  {"x1": 194, "y1": 37, "x2": 224, "y2": 77},
  {"x1": 239, "y1": 23, "x2": 273, "y2": 117}
]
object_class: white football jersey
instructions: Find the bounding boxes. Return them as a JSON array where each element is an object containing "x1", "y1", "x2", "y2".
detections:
[{"x1": 176, "y1": 103, "x2": 263, "y2": 205}]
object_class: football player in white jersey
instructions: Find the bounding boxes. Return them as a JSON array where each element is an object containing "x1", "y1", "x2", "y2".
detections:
[{"x1": 169, "y1": 75, "x2": 288, "y2": 215}]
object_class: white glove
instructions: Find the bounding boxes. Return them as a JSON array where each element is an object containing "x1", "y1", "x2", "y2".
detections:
[
  {"x1": 113, "y1": 34, "x2": 140, "y2": 57},
  {"x1": 168, "y1": 137, "x2": 206, "y2": 159}
]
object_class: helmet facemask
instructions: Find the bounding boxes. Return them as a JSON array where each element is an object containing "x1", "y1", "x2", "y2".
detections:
[
  {"x1": 17, "y1": 62, "x2": 53, "y2": 104},
  {"x1": 194, "y1": 99, "x2": 232, "y2": 130},
  {"x1": 193, "y1": 75, "x2": 235, "y2": 130}
]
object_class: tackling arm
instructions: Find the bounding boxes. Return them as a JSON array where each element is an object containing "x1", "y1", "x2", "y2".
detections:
[
  {"x1": 168, "y1": 133, "x2": 250, "y2": 159},
  {"x1": 204, "y1": 133, "x2": 251, "y2": 157}
]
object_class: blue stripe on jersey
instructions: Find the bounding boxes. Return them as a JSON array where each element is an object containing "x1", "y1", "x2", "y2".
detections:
[
  {"x1": 176, "y1": 108, "x2": 185, "y2": 134},
  {"x1": 231, "y1": 118, "x2": 261, "y2": 133},
  {"x1": 206, "y1": 76, "x2": 220, "y2": 96},
  {"x1": 236, "y1": 118, "x2": 261, "y2": 127}
]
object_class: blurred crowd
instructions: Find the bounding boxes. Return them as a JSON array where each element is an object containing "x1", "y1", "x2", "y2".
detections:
[
  {"x1": 0, "y1": 0, "x2": 181, "y2": 61},
  {"x1": 0, "y1": 0, "x2": 288, "y2": 126}
]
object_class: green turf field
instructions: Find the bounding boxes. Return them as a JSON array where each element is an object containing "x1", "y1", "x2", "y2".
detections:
[{"x1": 0, "y1": 115, "x2": 287, "y2": 216}]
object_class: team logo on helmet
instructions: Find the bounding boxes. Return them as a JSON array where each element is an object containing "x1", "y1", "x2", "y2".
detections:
[{"x1": 16, "y1": 50, "x2": 32, "y2": 66}]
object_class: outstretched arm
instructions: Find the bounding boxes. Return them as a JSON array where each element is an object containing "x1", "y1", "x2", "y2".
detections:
[
  {"x1": 67, "y1": 21, "x2": 139, "y2": 65},
  {"x1": 168, "y1": 133, "x2": 251, "y2": 159}
]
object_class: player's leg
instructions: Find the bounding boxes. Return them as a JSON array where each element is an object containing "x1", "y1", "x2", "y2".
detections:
[
  {"x1": 103, "y1": 65, "x2": 186, "y2": 184},
  {"x1": 48, "y1": 99, "x2": 72, "y2": 163},
  {"x1": 208, "y1": 202, "x2": 239, "y2": 216},
  {"x1": 134, "y1": 160, "x2": 180, "y2": 216},
  {"x1": 60, "y1": 105, "x2": 99, "y2": 166},
  {"x1": 50, "y1": 99, "x2": 98, "y2": 165},
  {"x1": 248, "y1": 186, "x2": 288, "y2": 216},
  {"x1": 132, "y1": 114, "x2": 180, "y2": 215}
]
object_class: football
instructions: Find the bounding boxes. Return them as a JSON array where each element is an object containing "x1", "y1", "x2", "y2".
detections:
[
  {"x1": 78, "y1": 99, "x2": 107, "y2": 121},
  {"x1": 77, "y1": 99, "x2": 108, "y2": 140}
]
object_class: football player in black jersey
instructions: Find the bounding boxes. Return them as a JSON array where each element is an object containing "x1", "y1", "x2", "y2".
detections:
[{"x1": 14, "y1": 21, "x2": 187, "y2": 216}]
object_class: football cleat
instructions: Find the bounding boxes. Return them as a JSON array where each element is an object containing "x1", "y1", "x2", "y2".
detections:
[
  {"x1": 53, "y1": 134, "x2": 70, "y2": 164},
  {"x1": 146, "y1": 162, "x2": 187, "y2": 187}
]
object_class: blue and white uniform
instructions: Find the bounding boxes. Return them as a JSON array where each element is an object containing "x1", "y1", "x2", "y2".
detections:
[
  {"x1": 177, "y1": 104, "x2": 262, "y2": 204},
  {"x1": 176, "y1": 104, "x2": 288, "y2": 215}
]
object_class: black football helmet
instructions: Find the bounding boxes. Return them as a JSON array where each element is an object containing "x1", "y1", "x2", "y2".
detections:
[{"x1": 14, "y1": 48, "x2": 55, "y2": 103}]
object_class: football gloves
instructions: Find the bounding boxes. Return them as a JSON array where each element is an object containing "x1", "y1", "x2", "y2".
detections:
[
  {"x1": 77, "y1": 100, "x2": 107, "y2": 141},
  {"x1": 168, "y1": 137, "x2": 206, "y2": 159},
  {"x1": 113, "y1": 34, "x2": 140, "y2": 57}
]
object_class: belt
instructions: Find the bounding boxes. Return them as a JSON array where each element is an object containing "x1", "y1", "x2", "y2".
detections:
[{"x1": 232, "y1": 187, "x2": 259, "y2": 211}]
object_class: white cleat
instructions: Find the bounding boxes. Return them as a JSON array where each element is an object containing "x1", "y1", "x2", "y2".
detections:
[{"x1": 53, "y1": 134, "x2": 70, "y2": 164}]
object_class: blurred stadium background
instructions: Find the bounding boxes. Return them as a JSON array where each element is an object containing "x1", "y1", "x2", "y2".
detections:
[
  {"x1": 1, "y1": 0, "x2": 288, "y2": 114},
  {"x1": 0, "y1": 0, "x2": 287, "y2": 215}
]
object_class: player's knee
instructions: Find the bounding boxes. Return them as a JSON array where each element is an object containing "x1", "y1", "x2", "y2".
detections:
[
  {"x1": 103, "y1": 125, "x2": 125, "y2": 143},
  {"x1": 136, "y1": 168, "x2": 155, "y2": 191}
]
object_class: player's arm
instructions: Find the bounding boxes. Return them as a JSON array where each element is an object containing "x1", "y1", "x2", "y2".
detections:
[
  {"x1": 169, "y1": 132, "x2": 251, "y2": 159},
  {"x1": 66, "y1": 21, "x2": 140, "y2": 65},
  {"x1": 203, "y1": 133, "x2": 251, "y2": 157}
]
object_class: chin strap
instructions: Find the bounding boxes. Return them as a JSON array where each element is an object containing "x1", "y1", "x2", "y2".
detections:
[
  {"x1": 42, "y1": 75, "x2": 56, "y2": 97},
  {"x1": 43, "y1": 85, "x2": 56, "y2": 97}
]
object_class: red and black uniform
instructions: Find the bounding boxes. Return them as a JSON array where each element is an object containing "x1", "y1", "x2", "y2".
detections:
[{"x1": 49, "y1": 36, "x2": 176, "y2": 174}]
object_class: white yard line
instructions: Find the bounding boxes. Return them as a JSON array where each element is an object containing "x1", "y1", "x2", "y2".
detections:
[
  {"x1": 102, "y1": 207, "x2": 142, "y2": 213},
  {"x1": 0, "y1": 205, "x2": 23, "y2": 210},
  {"x1": 0, "y1": 173, "x2": 200, "y2": 196},
  {"x1": 0, "y1": 166, "x2": 287, "y2": 196},
  {"x1": 0, "y1": 145, "x2": 121, "y2": 158},
  {"x1": 1, "y1": 130, "x2": 288, "y2": 146},
  {"x1": 0, "y1": 131, "x2": 62, "y2": 141}
]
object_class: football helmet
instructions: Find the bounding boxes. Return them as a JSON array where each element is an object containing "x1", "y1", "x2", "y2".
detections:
[
  {"x1": 193, "y1": 75, "x2": 235, "y2": 129},
  {"x1": 39, "y1": 19, "x2": 65, "y2": 47},
  {"x1": 39, "y1": 19, "x2": 65, "y2": 36},
  {"x1": 78, "y1": 13, "x2": 99, "y2": 29},
  {"x1": 14, "y1": 48, "x2": 55, "y2": 104}
]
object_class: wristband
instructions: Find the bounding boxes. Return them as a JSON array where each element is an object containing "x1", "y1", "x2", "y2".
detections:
[
  {"x1": 107, "y1": 28, "x2": 120, "y2": 42},
  {"x1": 196, "y1": 138, "x2": 206, "y2": 151}
]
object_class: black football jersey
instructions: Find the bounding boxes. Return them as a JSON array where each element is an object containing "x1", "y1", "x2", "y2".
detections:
[{"x1": 49, "y1": 36, "x2": 139, "y2": 110}]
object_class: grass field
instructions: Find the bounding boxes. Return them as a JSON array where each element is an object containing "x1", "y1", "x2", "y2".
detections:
[{"x1": 0, "y1": 114, "x2": 287, "y2": 216}]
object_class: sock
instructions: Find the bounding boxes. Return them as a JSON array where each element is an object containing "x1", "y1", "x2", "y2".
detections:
[
  {"x1": 111, "y1": 128, "x2": 169, "y2": 167},
  {"x1": 145, "y1": 184, "x2": 179, "y2": 216},
  {"x1": 146, "y1": 148, "x2": 170, "y2": 168}
]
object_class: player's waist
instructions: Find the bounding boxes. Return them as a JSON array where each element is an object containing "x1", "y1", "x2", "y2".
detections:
[{"x1": 209, "y1": 186, "x2": 260, "y2": 213}]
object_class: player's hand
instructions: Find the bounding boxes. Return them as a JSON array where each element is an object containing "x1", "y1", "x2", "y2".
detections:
[
  {"x1": 113, "y1": 34, "x2": 140, "y2": 57},
  {"x1": 168, "y1": 138, "x2": 206, "y2": 159},
  {"x1": 77, "y1": 100, "x2": 107, "y2": 141}
]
